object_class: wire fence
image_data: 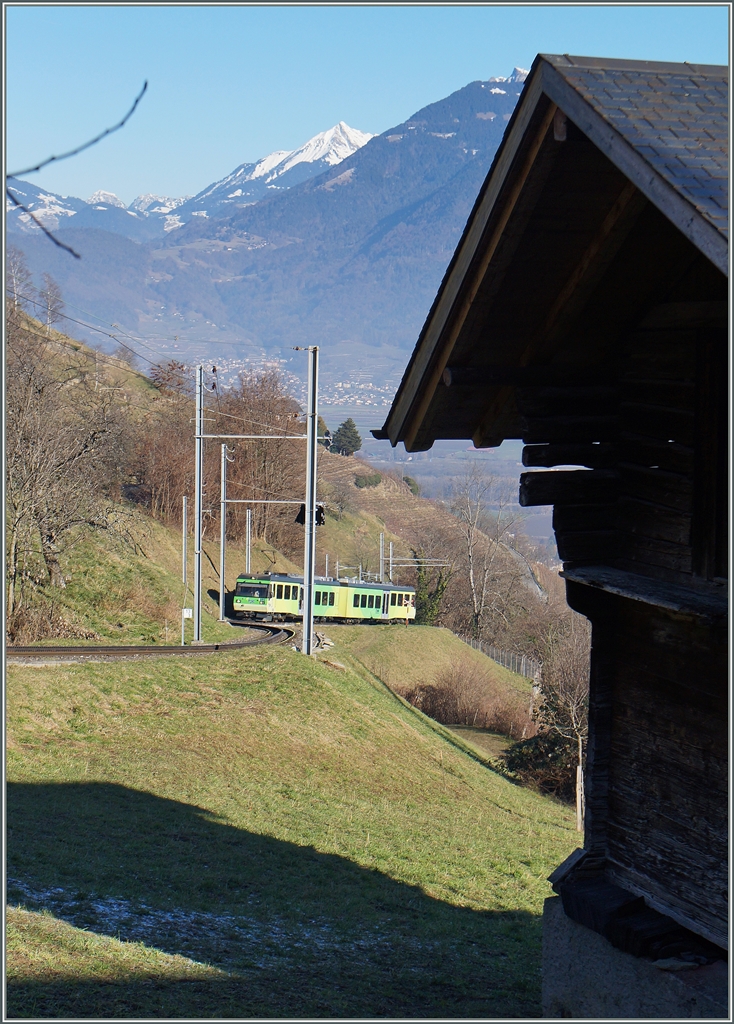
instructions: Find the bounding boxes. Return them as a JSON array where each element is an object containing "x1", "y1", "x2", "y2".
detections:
[{"x1": 459, "y1": 636, "x2": 542, "y2": 682}]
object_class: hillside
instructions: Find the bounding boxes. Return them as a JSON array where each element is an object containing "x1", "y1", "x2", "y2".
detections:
[
  {"x1": 320, "y1": 447, "x2": 461, "y2": 544},
  {"x1": 7, "y1": 629, "x2": 576, "y2": 1017}
]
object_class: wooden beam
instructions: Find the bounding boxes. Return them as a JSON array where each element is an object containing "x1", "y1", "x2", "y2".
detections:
[
  {"x1": 516, "y1": 386, "x2": 617, "y2": 418},
  {"x1": 520, "y1": 415, "x2": 618, "y2": 444},
  {"x1": 519, "y1": 469, "x2": 618, "y2": 506},
  {"x1": 523, "y1": 443, "x2": 617, "y2": 468},
  {"x1": 561, "y1": 564, "x2": 728, "y2": 621},
  {"x1": 442, "y1": 364, "x2": 614, "y2": 388}
]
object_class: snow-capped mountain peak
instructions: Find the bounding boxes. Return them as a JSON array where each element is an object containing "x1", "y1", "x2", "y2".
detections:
[
  {"x1": 129, "y1": 194, "x2": 192, "y2": 214},
  {"x1": 488, "y1": 67, "x2": 530, "y2": 87},
  {"x1": 260, "y1": 122, "x2": 374, "y2": 179},
  {"x1": 176, "y1": 122, "x2": 375, "y2": 222},
  {"x1": 247, "y1": 122, "x2": 373, "y2": 182},
  {"x1": 86, "y1": 190, "x2": 126, "y2": 208}
]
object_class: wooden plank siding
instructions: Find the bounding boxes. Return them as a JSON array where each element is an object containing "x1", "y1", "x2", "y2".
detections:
[{"x1": 602, "y1": 602, "x2": 728, "y2": 946}]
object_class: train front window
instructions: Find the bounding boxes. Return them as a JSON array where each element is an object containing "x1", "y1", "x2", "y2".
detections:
[{"x1": 236, "y1": 584, "x2": 264, "y2": 599}]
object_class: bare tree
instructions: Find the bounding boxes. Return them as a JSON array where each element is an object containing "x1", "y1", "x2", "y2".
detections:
[
  {"x1": 214, "y1": 370, "x2": 305, "y2": 551},
  {"x1": 39, "y1": 273, "x2": 64, "y2": 335},
  {"x1": 535, "y1": 613, "x2": 591, "y2": 829},
  {"x1": 6, "y1": 308, "x2": 130, "y2": 607},
  {"x1": 6, "y1": 246, "x2": 35, "y2": 312},
  {"x1": 450, "y1": 464, "x2": 524, "y2": 639},
  {"x1": 148, "y1": 359, "x2": 192, "y2": 395}
]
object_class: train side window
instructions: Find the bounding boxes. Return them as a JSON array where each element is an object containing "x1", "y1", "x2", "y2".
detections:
[
  {"x1": 396, "y1": 593, "x2": 403, "y2": 606},
  {"x1": 329, "y1": 592, "x2": 335, "y2": 606},
  {"x1": 283, "y1": 585, "x2": 289, "y2": 600},
  {"x1": 315, "y1": 592, "x2": 321, "y2": 605},
  {"x1": 353, "y1": 594, "x2": 359, "y2": 608},
  {"x1": 300, "y1": 588, "x2": 303, "y2": 602},
  {"x1": 360, "y1": 594, "x2": 367, "y2": 608},
  {"x1": 390, "y1": 592, "x2": 396, "y2": 605},
  {"x1": 276, "y1": 584, "x2": 283, "y2": 599},
  {"x1": 367, "y1": 595, "x2": 373, "y2": 608}
]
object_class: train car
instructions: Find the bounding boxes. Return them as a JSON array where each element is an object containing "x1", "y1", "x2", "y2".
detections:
[{"x1": 232, "y1": 572, "x2": 415, "y2": 623}]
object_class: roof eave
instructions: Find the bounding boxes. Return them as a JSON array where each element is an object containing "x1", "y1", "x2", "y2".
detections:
[
  {"x1": 381, "y1": 56, "x2": 553, "y2": 451},
  {"x1": 380, "y1": 54, "x2": 728, "y2": 452}
]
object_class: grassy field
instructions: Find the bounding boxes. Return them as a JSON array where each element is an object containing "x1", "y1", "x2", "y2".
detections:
[
  {"x1": 7, "y1": 635, "x2": 577, "y2": 1018},
  {"x1": 17, "y1": 514, "x2": 302, "y2": 647},
  {"x1": 327, "y1": 623, "x2": 532, "y2": 698}
]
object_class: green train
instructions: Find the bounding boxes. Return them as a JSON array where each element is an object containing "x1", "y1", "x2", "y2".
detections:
[{"x1": 232, "y1": 572, "x2": 416, "y2": 623}]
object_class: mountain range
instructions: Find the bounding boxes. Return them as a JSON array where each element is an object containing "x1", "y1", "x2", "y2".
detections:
[
  {"x1": 7, "y1": 121, "x2": 374, "y2": 241},
  {"x1": 9, "y1": 69, "x2": 527, "y2": 394}
]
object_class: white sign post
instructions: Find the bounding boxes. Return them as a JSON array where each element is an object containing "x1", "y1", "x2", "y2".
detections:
[{"x1": 181, "y1": 607, "x2": 193, "y2": 645}]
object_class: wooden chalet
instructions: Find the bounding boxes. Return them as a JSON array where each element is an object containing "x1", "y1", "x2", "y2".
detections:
[{"x1": 377, "y1": 54, "x2": 728, "y2": 1007}]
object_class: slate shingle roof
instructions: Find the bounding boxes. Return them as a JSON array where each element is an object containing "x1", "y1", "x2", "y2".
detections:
[{"x1": 545, "y1": 55, "x2": 728, "y2": 239}]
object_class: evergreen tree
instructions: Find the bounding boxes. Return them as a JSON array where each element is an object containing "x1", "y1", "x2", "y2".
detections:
[
  {"x1": 411, "y1": 549, "x2": 453, "y2": 625},
  {"x1": 332, "y1": 418, "x2": 362, "y2": 456}
]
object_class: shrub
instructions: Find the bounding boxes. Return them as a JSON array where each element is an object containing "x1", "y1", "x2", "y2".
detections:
[
  {"x1": 398, "y1": 660, "x2": 535, "y2": 741},
  {"x1": 354, "y1": 472, "x2": 382, "y2": 489},
  {"x1": 501, "y1": 731, "x2": 578, "y2": 801}
]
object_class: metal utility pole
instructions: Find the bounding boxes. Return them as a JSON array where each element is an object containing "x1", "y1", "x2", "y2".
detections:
[
  {"x1": 302, "y1": 346, "x2": 319, "y2": 655},
  {"x1": 194, "y1": 365, "x2": 204, "y2": 642},
  {"x1": 182, "y1": 496, "x2": 187, "y2": 588},
  {"x1": 389, "y1": 541, "x2": 394, "y2": 583},
  {"x1": 219, "y1": 444, "x2": 227, "y2": 621},
  {"x1": 379, "y1": 533, "x2": 385, "y2": 582},
  {"x1": 246, "y1": 508, "x2": 252, "y2": 574},
  {"x1": 325, "y1": 553, "x2": 329, "y2": 579}
]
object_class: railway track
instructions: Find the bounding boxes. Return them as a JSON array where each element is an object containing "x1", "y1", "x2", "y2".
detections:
[{"x1": 6, "y1": 621, "x2": 295, "y2": 662}]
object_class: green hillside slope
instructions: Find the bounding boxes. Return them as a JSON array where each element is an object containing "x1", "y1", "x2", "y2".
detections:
[{"x1": 7, "y1": 640, "x2": 576, "y2": 1018}]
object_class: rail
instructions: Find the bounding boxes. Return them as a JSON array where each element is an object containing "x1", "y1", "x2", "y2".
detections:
[{"x1": 6, "y1": 621, "x2": 294, "y2": 661}]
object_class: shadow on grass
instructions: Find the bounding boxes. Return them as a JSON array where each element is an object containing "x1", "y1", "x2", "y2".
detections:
[{"x1": 7, "y1": 782, "x2": 543, "y2": 1019}]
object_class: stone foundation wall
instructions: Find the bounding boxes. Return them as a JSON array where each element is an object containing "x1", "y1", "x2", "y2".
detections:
[{"x1": 542, "y1": 896, "x2": 728, "y2": 1019}]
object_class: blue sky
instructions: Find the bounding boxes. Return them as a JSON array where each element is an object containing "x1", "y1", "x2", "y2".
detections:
[{"x1": 6, "y1": 4, "x2": 729, "y2": 205}]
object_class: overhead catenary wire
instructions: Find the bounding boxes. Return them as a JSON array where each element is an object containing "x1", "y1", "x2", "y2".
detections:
[
  {"x1": 14, "y1": 296, "x2": 307, "y2": 408},
  {"x1": 16, "y1": 293, "x2": 162, "y2": 362},
  {"x1": 10, "y1": 320, "x2": 314, "y2": 437}
]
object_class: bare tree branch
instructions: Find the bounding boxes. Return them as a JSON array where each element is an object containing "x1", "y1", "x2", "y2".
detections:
[
  {"x1": 7, "y1": 81, "x2": 148, "y2": 259},
  {"x1": 5, "y1": 189, "x2": 81, "y2": 257},
  {"x1": 8, "y1": 81, "x2": 148, "y2": 178}
]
